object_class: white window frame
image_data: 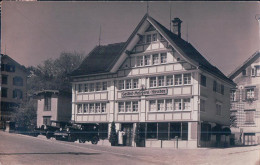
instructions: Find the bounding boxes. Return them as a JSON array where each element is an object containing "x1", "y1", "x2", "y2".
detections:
[
  {"x1": 174, "y1": 74, "x2": 182, "y2": 85},
  {"x1": 183, "y1": 98, "x2": 190, "y2": 110},
  {"x1": 150, "y1": 77, "x2": 157, "y2": 88},
  {"x1": 174, "y1": 99, "x2": 182, "y2": 110},
  {"x1": 145, "y1": 55, "x2": 151, "y2": 66},
  {"x1": 152, "y1": 54, "x2": 159, "y2": 65},
  {"x1": 160, "y1": 53, "x2": 167, "y2": 64},
  {"x1": 149, "y1": 100, "x2": 156, "y2": 112},
  {"x1": 183, "y1": 73, "x2": 191, "y2": 85}
]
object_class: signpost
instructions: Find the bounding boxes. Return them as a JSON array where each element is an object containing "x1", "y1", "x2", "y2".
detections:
[{"x1": 121, "y1": 88, "x2": 168, "y2": 98}]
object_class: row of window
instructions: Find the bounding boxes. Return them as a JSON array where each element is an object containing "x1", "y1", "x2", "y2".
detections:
[
  {"x1": 1, "y1": 75, "x2": 24, "y2": 86},
  {"x1": 135, "y1": 53, "x2": 167, "y2": 67},
  {"x1": 118, "y1": 79, "x2": 139, "y2": 90},
  {"x1": 137, "y1": 32, "x2": 165, "y2": 45},
  {"x1": 77, "y1": 81, "x2": 107, "y2": 93},
  {"x1": 1, "y1": 88, "x2": 23, "y2": 99},
  {"x1": 1, "y1": 64, "x2": 16, "y2": 72},
  {"x1": 118, "y1": 101, "x2": 138, "y2": 113},
  {"x1": 76, "y1": 73, "x2": 191, "y2": 92},
  {"x1": 149, "y1": 98, "x2": 191, "y2": 111},
  {"x1": 230, "y1": 88, "x2": 258, "y2": 102},
  {"x1": 149, "y1": 73, "x2": 191, "y2": 88},
  {"x1": 77, "y1": 103, "x2": 107, "y2": 114},
  {"x1": 200, "y1": 74, "x2": 225, "y2": 95},
  {"x1": 242, "y1": 65, "x2": 260, "y2": 77}
]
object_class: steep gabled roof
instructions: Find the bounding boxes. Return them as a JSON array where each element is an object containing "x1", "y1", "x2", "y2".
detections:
[
  {"x1": 148, "y1": 17, "x2": 234, "y2": 85},
  {"x1": 71, "y1": 14, "x2": 234, "y2": 85},
  {"x1": 71, "y1": 42, "x2": 126, "y2": 76},
  {"x1": 228, "y1": 51, "x2": 260, "y2": 80}
]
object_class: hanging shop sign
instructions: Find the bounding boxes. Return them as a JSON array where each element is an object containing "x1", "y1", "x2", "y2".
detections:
[{"x1": 121, "y1": 88, "x2": 167, "y2": 97}]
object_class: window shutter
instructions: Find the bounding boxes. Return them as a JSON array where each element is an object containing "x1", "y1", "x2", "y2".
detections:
[
  {"x1": 242, "y1": 89, "x2": 246, "y2": 101},
  {"x1": 251, "y1": 68, "x2": 255, "y2": 76},
  {"x1": 235, "y1": 90, "x2": 240, "y2": 101},
  {"x1": 254, "y1": 88, "x2": 258, "y2": 100}
]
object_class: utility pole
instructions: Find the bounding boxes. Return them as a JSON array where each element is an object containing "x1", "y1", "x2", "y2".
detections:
[{"x1": 98, "y1": 25, "x2": 101, "y2": 46}]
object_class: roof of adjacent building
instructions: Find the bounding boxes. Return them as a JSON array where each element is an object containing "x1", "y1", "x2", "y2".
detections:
[
  {"x1": 34, "y1": 90, "x2": 71, "y2": 97},
  {"x1": 1, "y1": 54, "x2": 29, "y2": 74},
  {"x1": 71, "y1": 42, "x2": 125, "y2": 76},
  {"x1": 228, "y1": 51, "x2": 260, "y2": 80},
  {"x1": 70, "y1": 14, "x2": 234, "y2": 85}
]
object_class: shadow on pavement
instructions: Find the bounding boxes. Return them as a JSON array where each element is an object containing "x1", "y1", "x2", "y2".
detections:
[{"x1": 0, "y1": 152, "x2": 101, "y2": 156}]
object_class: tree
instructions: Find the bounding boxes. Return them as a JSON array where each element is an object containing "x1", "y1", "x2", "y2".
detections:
[
  {"x1": 10, "y1": 51, "x2": 84, "y2": 131},
  {"x1": 11, "y1": 98, "x2": 37, "y2": 130},
  {"x1": 109, "y1": 122, "x2": 118, "y2": 146},
  {"x1": 27, "y1": 51, "x2": 84, "y2": 95}
]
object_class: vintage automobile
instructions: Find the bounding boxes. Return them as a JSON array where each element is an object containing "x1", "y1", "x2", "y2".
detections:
[
  {"x1": 43, "y1": 120, "x2": 72, "y2": 139},
  {"x1": 54, "y1": 123, "x2": 99, "y2": 144}
]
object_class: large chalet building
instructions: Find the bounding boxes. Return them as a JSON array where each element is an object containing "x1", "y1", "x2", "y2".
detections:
[
  {"x1": 70, "y1": 14, "x2": 235, "y2": 148},
  {"x1": 229, "y1": 51, "x2": 260, "y2": 145}
]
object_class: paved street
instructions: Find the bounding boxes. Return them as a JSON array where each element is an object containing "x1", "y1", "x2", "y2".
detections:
[{"x1": 0, "y1": 131, "x2": 259, "y2": 165}]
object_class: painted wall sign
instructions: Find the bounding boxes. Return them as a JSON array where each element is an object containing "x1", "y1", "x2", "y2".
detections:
[{"x1": 121, "y1": 88, "x2": 168, "y2": 97}]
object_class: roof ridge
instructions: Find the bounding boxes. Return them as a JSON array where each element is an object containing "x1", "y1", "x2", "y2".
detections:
[{"x1": 228, "y1": 50, "x2": 260, "y2": 79}]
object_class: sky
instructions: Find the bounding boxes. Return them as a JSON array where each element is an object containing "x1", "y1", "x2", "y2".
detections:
[{"x1": 1, "y1": 1, "x2": 260, "y2": 75}]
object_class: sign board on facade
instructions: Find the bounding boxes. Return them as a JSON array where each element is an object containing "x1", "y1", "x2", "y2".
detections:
[{"x1": 121, "y1": 88, "x2": 168, "y2": 97}]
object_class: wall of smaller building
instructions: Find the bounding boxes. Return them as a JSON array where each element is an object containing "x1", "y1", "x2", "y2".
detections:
[
  {"x1": 37, "y1": 95, "x2": 58, "y2": 127},
  {"x1": 200, "y1": 72, "x2": 232, "y2": 126}
]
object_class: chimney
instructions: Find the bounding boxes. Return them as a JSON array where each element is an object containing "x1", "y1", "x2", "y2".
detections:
[{"x1": 172, "y1": 18, "x2": 182, "y2": 38}]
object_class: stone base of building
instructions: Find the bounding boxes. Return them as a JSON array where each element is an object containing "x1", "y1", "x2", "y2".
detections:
[
  {"x1": 145, "y1": 139, "x2": 197, "y2": 149},
  {"x1": 200, "y1": 135, "x2": 230, "y2": 148}
]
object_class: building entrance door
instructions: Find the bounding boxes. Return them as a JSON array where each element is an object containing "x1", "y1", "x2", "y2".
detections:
[{"x1": 121, "y1": 123, "x2": 133, "y2": 146}]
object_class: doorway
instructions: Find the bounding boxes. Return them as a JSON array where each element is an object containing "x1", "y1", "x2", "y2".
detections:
[{"x1": 121, "y1": 123, "x2": 133, "y2": 146}]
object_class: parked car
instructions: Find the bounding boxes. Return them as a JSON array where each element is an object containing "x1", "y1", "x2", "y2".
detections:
[
  {"x1": 54, "y1": 123, "x2": 99, "y2": 144},
  {"x1": 43, "y1": 120, "x2": 72, "y2": 139},
  {"x1": 15, "y1": 124, "x2": 39, "y2": 137}
]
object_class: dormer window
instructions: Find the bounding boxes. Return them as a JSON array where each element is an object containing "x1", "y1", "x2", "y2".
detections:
[{"x1": 152, "y1": 34, "x2": 157, "y2": 42}]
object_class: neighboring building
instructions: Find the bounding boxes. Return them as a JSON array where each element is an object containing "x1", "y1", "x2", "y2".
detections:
[
  {"x1": 228, "y1": 51, "x2": 260, "y2": 145},
  {"x1": 70, "y1": 14, "x2": 235, "y2": 148},
  {"x1": 0, "y1": 54, "x2": 28, "y2": 128},
  {"x1": 34, "y1": 90, "x2": 72, "y2": 127}
]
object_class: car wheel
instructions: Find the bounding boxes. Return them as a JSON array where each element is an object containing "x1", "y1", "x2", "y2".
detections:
[{"x1": 91, "y1": 136, "x2": 98, "y2": 145}]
